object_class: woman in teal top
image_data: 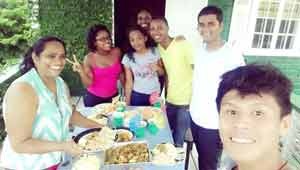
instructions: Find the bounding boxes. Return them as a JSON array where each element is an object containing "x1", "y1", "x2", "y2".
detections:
[{"x1": 0, "y1": 36, "x2": 103, "y2": 170}]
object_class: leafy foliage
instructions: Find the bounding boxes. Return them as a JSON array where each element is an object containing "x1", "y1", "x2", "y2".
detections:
[
  {"x1": 0, "y1": 0, "x2": 38, "y2": 64},
  {"x1": 38, "y1": 0, "x2": 112, "y2": 95}
]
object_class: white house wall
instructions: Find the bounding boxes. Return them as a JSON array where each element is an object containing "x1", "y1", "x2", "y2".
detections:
[
  {"x1": 228, "y1": 0, "x2": 253, "y2": 51},
  {"x1": 165, "y1": 0, "x2": 208, "y2": 45}
]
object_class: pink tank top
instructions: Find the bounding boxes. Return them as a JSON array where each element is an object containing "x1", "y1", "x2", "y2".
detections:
[{"x1": 87, "y1": 57, "x2": 122, "y2": 97}]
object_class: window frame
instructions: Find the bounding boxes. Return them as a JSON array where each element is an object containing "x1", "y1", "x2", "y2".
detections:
[{"x1": 243, "y1": 0, "x2": 300, "y2": 57}]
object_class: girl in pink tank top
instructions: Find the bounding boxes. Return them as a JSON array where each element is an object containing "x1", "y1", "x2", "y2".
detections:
[
  {"x1": 71, "y1": 24, "x2": 123, "y2": 107},
  {"x1": 87, "y1": 55, "x2": 122, "y2": 97}
]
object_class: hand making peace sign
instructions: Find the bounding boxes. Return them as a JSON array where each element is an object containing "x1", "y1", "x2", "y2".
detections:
[{"x1": 66, "y1": 54, "x2": 83, "y2": 73}]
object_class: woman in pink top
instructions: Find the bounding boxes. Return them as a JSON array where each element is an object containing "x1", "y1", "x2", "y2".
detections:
[{"x1": 72, "y1": 24, "x2": 123, "y2": 107}]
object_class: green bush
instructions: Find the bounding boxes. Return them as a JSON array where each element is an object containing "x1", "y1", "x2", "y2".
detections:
[
  {"x1": 38, "y1": 0, "x2": 112, "y2": 95},
  {"x1": 0, "y1": 0, "x2": 38, "y2": 65}
]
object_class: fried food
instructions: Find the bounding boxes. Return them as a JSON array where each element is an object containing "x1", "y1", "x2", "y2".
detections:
[
  {"x1": 115, "y1": 129, "x2": 133, "y2": 142},
  {"x1": 105, "y1": 143, "x2": 149, "y2": 164}
]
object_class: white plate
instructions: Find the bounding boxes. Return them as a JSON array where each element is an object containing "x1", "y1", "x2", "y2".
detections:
[{"x1": 93, "y1": 103, "x2": 114, "y2": 116}]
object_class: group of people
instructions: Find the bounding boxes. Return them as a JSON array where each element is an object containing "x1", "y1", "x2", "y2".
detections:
[{"x1": 0, "y1": 5, "x2": 294, "y2": 170}]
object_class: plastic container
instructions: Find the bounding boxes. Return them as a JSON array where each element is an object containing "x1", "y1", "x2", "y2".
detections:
[
  {"x1": 135, "y1": 127, "x2": 145, "y2": 138},
  {"x1": 112, "y1": 112, "x2": 124, "y2": 128},
  {"x1": 147, "y1": 122, "x2": 159, "y2": 135},
  {"x1": 153, "y1": 101, "x2": 161, "y2": 108},
  {"x1": 129, "y1": 114, "x2": 142, "y2": 132}
]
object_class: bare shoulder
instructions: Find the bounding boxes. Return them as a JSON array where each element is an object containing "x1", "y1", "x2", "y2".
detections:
[
  {"x1": 6, "y1": 82, "x2": 36, "y2": 100},
  {"x1": 111, "y1": 47, "x2": 122, "y2": 58},
  {"x1": 4, "y1": 82, "x2": 38, "y2": 116},
  {"x1": 84, "y1": 52, "x2": 95, "y2": 65},
  {"x1": 85, "y1": 52, "x2": 95, "y2": 60}
]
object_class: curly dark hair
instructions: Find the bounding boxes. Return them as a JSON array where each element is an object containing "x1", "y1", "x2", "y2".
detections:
[
  {"x1": 216, "y1": 64, "x2": 292, "y2": 117},
  {"x1": 151, "y1": 16, "x2": 169, "y2": 27},
  {"x1": 86, "y1": 24, "x2": 111, "y2": 52}
]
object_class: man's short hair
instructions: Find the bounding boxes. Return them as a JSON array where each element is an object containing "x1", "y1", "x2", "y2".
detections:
[
  {"x1": 151, "y1": 16, "x2": 169, "y2": 27},
  {"x1": 216, "y1": 64, "x2": 292, "y2": 117},
  {"x1": 137, "y1": 9, "x2": 151, "y2": 16},
  {"x1": 198, "y1": 5, "x2": 223, "y2": 24}
]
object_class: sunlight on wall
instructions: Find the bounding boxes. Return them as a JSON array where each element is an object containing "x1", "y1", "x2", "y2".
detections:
[{"x1": 165, "y1": 0, "x2": 207, "y2": 46}]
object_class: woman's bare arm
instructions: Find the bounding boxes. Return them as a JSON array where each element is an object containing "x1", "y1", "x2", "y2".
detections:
[
  {"x1": 4, "y1": 82, "x2": 81, "y2": 156},
  {"x1": 124, "y1": 66, "x2": 133, "y2": 105}
]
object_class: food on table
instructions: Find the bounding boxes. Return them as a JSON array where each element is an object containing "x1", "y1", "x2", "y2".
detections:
[
  {"x1": 115, "y1": 129, "x2": 133, "y2": 142},
  {"x1": 99, "y1": 127, "x2": 117, "y2": 140},
  {"x1": 72, "y1": 155, "x2": 101, "y2": 170},
  {"x1": 94, "y1": 103, "x2": 116, "y2": 116},
  {"x1": 150, "y1": 111, "x2": 165, "y2": 129},
  {"x1": 78, "y1": 127, "x2": 116, "y2": 151},
  {"x1": 116, "y1": 101, "x2": 126, "y2": 112},
  {"x1": 140, "y1": 107, "x2": 163, "y2": 121},
  {"x1": 124, "y1": 110, "x2": 138, "y2": 119},
  {"x1": 88, "y1": 114, "x2": 108, "y2": 126},
  {"x1": 93, "y1": 97, "x2": 127, "y2": 116},
  {"x1": 140, "y1": 120, "x2": 147, "y2": 128},
  {"x1": 152, "y1": 143, "x2": 182, "y2": 165},
  {"x1": 105, "y1": 143, "x2": 150, "y2": 164},
  {"x1": 112, "y1": 95, "x2": 120, "y2": 105},
  {"x1": 140, "y1": 107, "x2": 154, "y2": 120}
]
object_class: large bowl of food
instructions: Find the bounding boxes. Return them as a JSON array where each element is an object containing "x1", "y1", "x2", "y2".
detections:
[
  {"x1": 73, "y1": 127, "x2": 116, "y2": 152},
  {"x1": 105, "y1": 141, "x2": 150, "y2": 165}
]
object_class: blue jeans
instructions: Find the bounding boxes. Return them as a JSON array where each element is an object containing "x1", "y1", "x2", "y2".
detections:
[
  {"x1": 191, "y1": 120, "x2": 222, "y2": 170},
  {"x1": 166, "y1": 102, "x2": 191, "y2": 147},
  {"x1": 130, "y1": 91, "x2": 151, "y2": 106}
]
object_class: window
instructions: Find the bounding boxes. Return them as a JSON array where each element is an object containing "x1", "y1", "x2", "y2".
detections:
[{"x1": 247, "y1": 0, "x2": 300, "y2": 56}]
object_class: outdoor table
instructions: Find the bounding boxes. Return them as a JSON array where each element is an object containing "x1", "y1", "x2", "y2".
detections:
[{"x1": 58, "y1": 106, "x2": 185, "y2": 170}]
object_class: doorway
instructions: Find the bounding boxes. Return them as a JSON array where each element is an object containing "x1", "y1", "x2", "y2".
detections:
[{"x1": 114, "y1": 0, "x2": 166, "y2": 53}]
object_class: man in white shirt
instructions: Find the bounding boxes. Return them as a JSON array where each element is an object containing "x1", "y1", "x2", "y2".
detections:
[{"x1": 190, "y1": 5, "x2": 245, "y2": 170}]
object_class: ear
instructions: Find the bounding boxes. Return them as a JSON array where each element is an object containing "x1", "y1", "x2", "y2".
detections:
[
  {"x1": 31, "y1": 52, "x2": 38, "y2": 64},
  {"x1": 220, "y1": 22, "x2": 224, "y2": 32},
  {"x1": 144, "y1": 36, "x2": 148, "y2": 42},
  {"x1": 279, "y1": 114, "x2": 292, "y2": 137}
]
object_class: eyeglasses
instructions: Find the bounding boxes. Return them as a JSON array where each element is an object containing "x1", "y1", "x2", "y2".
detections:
[{"x1": 96, "y1": 36, "x2": 111, "y2": 42}]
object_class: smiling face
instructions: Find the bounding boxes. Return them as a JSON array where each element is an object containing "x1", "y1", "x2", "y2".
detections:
[
  {"x1": 149, "y1": 19, "x2": 169, "y2": 44},
  {"x1": 33, "y1": 41, "x2": 66, "y2": 78},
  {"x1": 198, "y1": 14, "x2": 223, "y2": 44},
  {"x1": 94, "y1": 30, "x2": 112, "y2": 51},
  {"x1": 137, "y1": 10, "x2": 152, "y2": 30},
  {"x1": 219, "y1": 89, "x2": 290, "y2": 163},
  {"x1": 129, "y1": 30, "x2": 147, "y2": 52}
]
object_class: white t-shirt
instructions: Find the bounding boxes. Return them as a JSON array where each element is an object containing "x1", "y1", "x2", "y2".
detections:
[{"x1": 190, "y1": 42, "x2": 245, "y2": 129}]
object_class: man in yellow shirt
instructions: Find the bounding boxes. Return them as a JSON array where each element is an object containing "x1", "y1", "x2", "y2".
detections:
[{"x1": 149, "y1": 17, "x2": 194, "y2": 146}]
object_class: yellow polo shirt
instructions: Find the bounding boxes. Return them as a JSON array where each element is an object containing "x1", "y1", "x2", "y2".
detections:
[{"x1": 158, "y1": 39, "x2": 194, "y2": 105}]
